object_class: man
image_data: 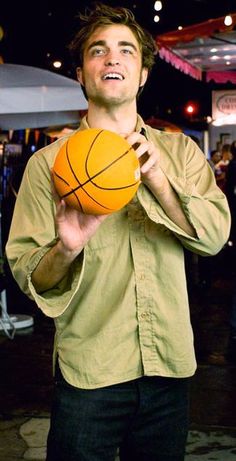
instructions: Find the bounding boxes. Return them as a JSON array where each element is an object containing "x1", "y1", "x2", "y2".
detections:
[
  {"x1": 6, "y1": 4, "x2": 230, "y2": 461},
  {"x1": 208, "y1": 149, "x2": 223, "y2": 172},
  {"x1": 207, "y1": 149, "x2": 226, "y2": 208}
]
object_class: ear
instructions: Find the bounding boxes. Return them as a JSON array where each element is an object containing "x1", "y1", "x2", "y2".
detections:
[
  {"x1": 76, "y1": 67, "x2": 84, "y2": 86},
  {"x1": 76, "y1": 67, "x2": 88, "y2": 100},
  {"x1": 140, "y1": 67, "x2": 148, "y2": 88}
]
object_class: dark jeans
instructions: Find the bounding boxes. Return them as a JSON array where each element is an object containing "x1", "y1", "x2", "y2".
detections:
[{"x1": 46, "y1": 366, "x2": 190, "y2": 461}]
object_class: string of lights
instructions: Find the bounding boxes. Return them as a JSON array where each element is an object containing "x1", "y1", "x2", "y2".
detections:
[{"x1": 153, "y1": 1, "x2": 162, "y2": 23}]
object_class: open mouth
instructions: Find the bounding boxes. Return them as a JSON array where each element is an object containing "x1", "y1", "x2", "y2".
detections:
[{"x1": 102, "y1": 73, "x2": 124, "y2": 81}]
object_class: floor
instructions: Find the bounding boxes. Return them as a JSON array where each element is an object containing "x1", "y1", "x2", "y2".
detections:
[{"x1": 0, "y1": 244, "x2": 236, "y2": 460}]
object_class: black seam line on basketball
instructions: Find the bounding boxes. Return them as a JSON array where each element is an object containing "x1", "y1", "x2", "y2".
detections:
[
  {"x1": 85, "y1": 133, "x2": 136, "y2": 185},
  {"x1": 54, "y1": 170, "x2": 113, "y2": 211},
  {"x1": 70, "y1": 190, "x2": 85, "y2": 212},
  {"x1": 53, "y1": 172, "x2": 85, "y2": 210},
  {"x1": 61, "y1": 130, "x2": 104, "y2": 198},
  {"x1": 53, "y1": 172, "x2": 70, "y2": 186},
  {"x1": 59, "y1": 131, "x2": 136, "y2": 211},
  {"x1": 66, "y1": 138, "x2": 83, "y2": 187},
  {"x1": 60, "y1": 131, "x2": 114, "y2": 210},
  {"x1": 63, "y1": 129, "x2": 132, "y2": 195},
  {"x1": 72, "y1": 183, "x2": 114, "y2": 211},
  {"x1": 85, "y1": 181, "x2": 139, "y2": 191},
  {"x1": 64, "y1": 184, "x2": 114, "y2": 211},
  {"x1": 63, "y1": 146, "x2": 136, "y2": 198},
  {"x1": 61, "y1": 184, "x2": 114, "y2": 210},
  {"x1": 54, "y1": 168, "x2": 138, "y2": 193},
  {"x1": 65, "y1": 130, "x2": 104, "y2": 186}
]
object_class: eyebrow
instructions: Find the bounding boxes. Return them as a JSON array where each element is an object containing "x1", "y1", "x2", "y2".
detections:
[{"x1": 87, "y1": 40, "x2": 138, "y2": 52}]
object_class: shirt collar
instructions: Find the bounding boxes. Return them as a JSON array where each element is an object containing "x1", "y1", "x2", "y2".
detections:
[{"x1": 79, "y1": 113, "x2": 148, "y2": 138}]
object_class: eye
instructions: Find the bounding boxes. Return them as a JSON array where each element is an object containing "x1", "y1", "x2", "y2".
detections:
[
  {"x1": 121, "y1": 48, "x2": 133, "y2": 55},
  {"x1": 91, "y1": 48, "x2": 106, "y2": 56}
]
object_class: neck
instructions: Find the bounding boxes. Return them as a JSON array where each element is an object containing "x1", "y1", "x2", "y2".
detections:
[{"x1": 86, "y1": 100, "x2": 138, "y2": 136}]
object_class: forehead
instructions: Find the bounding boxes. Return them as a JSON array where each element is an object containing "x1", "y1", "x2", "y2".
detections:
[{"x1": 84, "y1": 24, "x2": 141, "y2": 51}]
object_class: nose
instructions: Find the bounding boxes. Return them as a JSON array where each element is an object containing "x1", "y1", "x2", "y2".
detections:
[{"x1": 104, "y1": 50, "x2": 120, "y2": 66}]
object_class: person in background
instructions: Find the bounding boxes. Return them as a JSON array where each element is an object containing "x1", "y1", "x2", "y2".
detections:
[
  {"x1": 222, "y1": 143, "x2": 233, "y2": 164},
  {"x1": 217, "y1": 143, "x2": 233, "y2": 192},
  {"x1": 207, "y1": 149, "x2": 225, "y2": 189},
  {"x1": 225, "y1": 140, "x2": 236, "y2": 364},
  {"x1": 197, "y1": 148, "x2": 227, "y2": 289},
  {"x1": 5, "y1": 4, "x2": 231, "y2": 461},
  {"x1": 225, "y1": 140, "x2": 236, "y2": 246}
]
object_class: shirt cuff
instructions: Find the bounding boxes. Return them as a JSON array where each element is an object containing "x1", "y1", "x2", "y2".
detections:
[
  {"x1": 27, "y1": 241, "x2": 85, "y2": 318},
  {"x1": 137, "y1": 177, "x2": 200, "y2": 239}
]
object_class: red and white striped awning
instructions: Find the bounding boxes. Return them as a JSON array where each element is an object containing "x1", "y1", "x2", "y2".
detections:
[{"x1": 156, "y1": 13, "x2": 236, "y2": 83}]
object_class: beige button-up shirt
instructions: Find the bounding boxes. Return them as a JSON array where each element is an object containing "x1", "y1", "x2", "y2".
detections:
[{"x1": 6, "y1": 116, "x2": 231, "y2": 388}]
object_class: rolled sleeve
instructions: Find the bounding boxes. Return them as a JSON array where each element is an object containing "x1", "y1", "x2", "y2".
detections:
[
  {"x1": 137, "y1": 130, "x2": 231, "y2": 256},
  {"x1": 5, "y1": 138, "x2": 85, "y2": 318},
  {"x1": 27, "y1": 252, "x2": 85, "y2": 318}
]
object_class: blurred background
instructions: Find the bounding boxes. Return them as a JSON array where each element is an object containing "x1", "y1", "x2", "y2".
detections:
[{"x1": 0, "y1": 0, "x2": 236, "y2": 128}]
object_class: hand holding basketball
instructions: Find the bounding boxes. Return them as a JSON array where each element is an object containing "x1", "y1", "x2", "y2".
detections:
[
  {"x1": 54, "y1": 197, "x2": 108, "y2": 255},
  {"x1": 52, "y1": 128, "x2": 140, "y2": 215},
  {"x1": 125, "y1": 131, "x2": 160, "y2": 177}
]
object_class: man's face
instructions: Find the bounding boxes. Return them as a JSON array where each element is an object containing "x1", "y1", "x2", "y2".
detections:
[{"x1": 76, "y1": 24, "x2": 148, "y2": 107}]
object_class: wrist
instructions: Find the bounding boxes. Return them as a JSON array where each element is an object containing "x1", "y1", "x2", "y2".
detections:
[
  {"x1": 55, "y1": 239, "x2": 82, "y2": 262},
  {"x1": 143, "y1": 168, "x2": 168, "y2": 195}
]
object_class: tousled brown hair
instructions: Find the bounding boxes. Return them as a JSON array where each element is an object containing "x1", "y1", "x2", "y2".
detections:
[{"x1": 68, "y1": 3, "x2": 157, "y2": 72}]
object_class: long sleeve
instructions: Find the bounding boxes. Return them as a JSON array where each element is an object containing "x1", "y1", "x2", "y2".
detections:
[{"x1": 138, "y1": 127, "x2": 231, "y2": 256}]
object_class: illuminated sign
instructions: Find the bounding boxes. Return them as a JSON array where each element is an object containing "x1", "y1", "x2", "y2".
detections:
[{"x1": 212, "y1": 90, "x2": 236, "y2": 126}]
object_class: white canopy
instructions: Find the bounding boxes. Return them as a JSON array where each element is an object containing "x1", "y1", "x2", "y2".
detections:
[{"x1": 0, "y1": 63, "x2": 88, "y2": 129}]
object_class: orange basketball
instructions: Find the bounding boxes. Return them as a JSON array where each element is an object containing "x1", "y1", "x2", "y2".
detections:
[{"x1": 52, "y1": 128, "x2": 141, "y2": 215}]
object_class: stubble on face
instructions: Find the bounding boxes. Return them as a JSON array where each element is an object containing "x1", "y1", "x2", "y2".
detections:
[
  {"x1": 80, "y1": 68, "x2": 146, "y2": 108},
  {"x1": 77, "y1": 25, "x2": 148, "y2": 109}
]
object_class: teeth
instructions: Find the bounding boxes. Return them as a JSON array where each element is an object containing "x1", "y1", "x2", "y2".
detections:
[{"x1": 103, "y1": 73, "x2": 123, "y2": 80}]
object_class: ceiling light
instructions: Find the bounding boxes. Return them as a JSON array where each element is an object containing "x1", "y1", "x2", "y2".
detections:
[
  {"x1": 154, "y1": 1, "x2": 162, "y2": 11},
  {"x1": 154, "y1": 15, "x2": 160, "y2": 23},
  {"x1": 53, "y1": 60, "x2": 62, "y2": 69},
  {"x1": 224, "y1": 15, "x2": 233, "y2": 26}
]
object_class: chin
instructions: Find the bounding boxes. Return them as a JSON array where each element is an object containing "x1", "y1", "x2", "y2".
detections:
[{"x1": 94, "y1": 94, "x2": 126, "y2": 106}]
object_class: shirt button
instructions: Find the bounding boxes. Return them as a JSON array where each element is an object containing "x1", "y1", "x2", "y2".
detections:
[
  {"x1": 140, "y1": 312, "x2": 149, "y2": 319},
  {"x1": 139, "y1": 274, "x2": 145, "y2": 280}
]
